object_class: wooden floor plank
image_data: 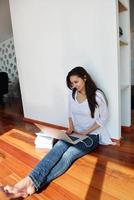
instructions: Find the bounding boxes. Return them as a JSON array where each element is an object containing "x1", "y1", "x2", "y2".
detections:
[{"x1": 0, "y1": 129, "x2": 48, "y2": 159}]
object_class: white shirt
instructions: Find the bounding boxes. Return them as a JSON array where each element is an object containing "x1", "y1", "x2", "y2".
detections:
[{"x1": 68, "y1": 90, "x2": 113, "y2": 145}]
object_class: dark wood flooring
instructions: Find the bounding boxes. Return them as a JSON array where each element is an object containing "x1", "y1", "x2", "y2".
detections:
[{"x1": 0, "y1": 98, "x2": 39, "y2": 135}]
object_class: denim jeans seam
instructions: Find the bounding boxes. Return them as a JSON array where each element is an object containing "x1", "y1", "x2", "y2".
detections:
[
  {"x1": 29, "y1": 175, "x2": 40, "y2": 191},
  {"x1": 29, "y1": 168, "x2": 48, "y2": 190},
  {"x1": 46, "y1": 159, "x2": 58, "y2": 166}
]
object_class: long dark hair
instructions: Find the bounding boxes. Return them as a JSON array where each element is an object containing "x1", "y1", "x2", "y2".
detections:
[{"x1": 66, "y1": 66, "x2": 106, "y2": 118}]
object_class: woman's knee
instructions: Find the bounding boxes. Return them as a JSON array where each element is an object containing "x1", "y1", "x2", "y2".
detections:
[
  {"x1": 54, "y1": 140, "x2": 70, "y2": 147},
  {"x1": 61, "y1": 147, "x2": 83, "y2": 164}
]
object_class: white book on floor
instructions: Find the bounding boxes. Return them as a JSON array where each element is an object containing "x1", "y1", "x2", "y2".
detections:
[
  {"x1": 35, "y1": 134, "x2": 53, "y2": 144},
  {"x1": 34, "y1": 132, "x2": 53, "y2": 149},
  {"x1": 35, "y1": 142, "x2": 53, "y2": 149}
]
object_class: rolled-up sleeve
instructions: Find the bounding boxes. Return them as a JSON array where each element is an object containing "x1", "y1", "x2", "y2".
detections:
[{"x1": 95, "y1": 91, "x2": 108, "y2": 127}]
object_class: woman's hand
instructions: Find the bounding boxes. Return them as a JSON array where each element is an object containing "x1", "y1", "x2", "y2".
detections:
[{"x1": 66, "y1": 128, "x2": 73, "y2": 135}]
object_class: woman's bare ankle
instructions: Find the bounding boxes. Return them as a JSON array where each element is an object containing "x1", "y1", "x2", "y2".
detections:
[{"x1": 26, "y1": 176, "x2": 35, "y2": 195}]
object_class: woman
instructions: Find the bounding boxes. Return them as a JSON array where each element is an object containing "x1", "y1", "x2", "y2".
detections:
[{"x1": 3, "y1": 66, "x2": 113, "y2": 198}]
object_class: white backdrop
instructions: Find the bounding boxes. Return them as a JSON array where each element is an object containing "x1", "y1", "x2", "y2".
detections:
[{"x1": 9, "y1": 0, "x2": 120, "y2": 139}]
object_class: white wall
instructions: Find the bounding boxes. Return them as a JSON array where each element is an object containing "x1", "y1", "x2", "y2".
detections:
[
  {"x1": 0, "y1": 0, "x2": 13, "y2": 43},
  {"x1": 130, "y1": 0, "x2": 134, "y2": 30},
  {"x1": 9, "y1": 0, "x2": 120, "y2": 139},
  {"x1": 130, "y1": 0, "x2": 134, "y2": 84}
]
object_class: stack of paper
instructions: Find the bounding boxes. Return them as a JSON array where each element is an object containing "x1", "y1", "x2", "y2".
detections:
[{"x1": 34, "y1": 132, "x2": 53, "y2": 149}]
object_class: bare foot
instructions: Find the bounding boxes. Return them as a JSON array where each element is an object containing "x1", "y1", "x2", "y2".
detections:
[{"x1": 3, "y1": 177, "x2": 35, "y2": 198}]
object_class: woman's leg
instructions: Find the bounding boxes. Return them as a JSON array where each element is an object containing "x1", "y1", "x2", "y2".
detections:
[
  {"x1": 3, "y1": 135, "x2": 99, "y2": 197},
  {"x1": 43, "y1": 135, "x2": 99, "y2": 186},
  {"x1": 29, "y1": 140, "x2": 71, "y2": 190},
  {"x1": 4, "y1": 140, "x2": 71, "y2": 197}
]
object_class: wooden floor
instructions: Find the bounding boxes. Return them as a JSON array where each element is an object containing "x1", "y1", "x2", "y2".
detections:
[{"x1": 0, "y1": 100, "x2": 134, "y2": 200}]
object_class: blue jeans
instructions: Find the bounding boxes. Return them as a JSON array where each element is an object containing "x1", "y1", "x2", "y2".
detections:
[{"x1": 29, "y1": 134, "x2": 99, "y2": 191}]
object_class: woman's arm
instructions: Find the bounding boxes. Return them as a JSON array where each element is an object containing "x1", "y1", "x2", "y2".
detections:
[{"x1": 66, "y1": 117, "x2": 75, "y2": 134}]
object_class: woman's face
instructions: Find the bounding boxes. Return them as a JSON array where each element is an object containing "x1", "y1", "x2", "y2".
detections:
[{"x1": 70, "y1": 75, "x2": 86, "y2": 92}]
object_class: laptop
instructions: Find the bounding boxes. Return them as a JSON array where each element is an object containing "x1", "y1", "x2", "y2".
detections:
[{"x1": 34, "y1": 123, "x2": 88, "y2": 144}]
